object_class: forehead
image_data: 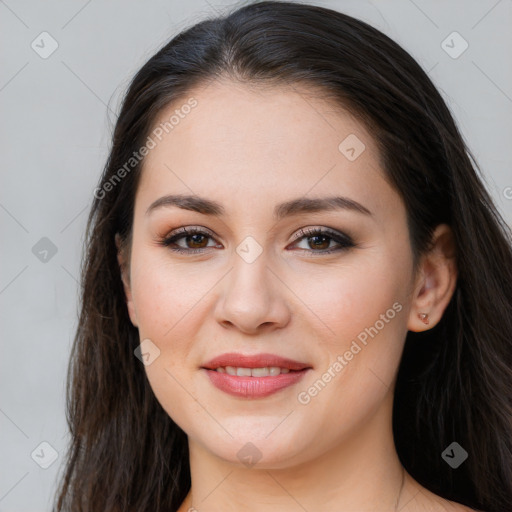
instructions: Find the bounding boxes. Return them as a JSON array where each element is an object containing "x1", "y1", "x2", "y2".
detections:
[{"x1": 136, "y1": 79, "x2": 395, "y2": 220}]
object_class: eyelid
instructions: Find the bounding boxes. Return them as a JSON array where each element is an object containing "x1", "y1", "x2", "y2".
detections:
[
  {"x1": 161, "y1": 226, "x2": 221, "y2": 249},
  {"x1": 162, "y1": 225, "x2": 217, "y2": 240},
  {"x1": 161, "y1": 225, "x2": 351, "y2": 244},
  {"x1": 289, "y1": 226, "x2": 352, "y2": 242},
  {"x1": 159, "y1": 224, "x2": 355, "y2": 257}
]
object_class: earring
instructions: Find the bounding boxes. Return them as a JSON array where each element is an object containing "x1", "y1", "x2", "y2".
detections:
[{"x1": 418, "y1": 313, "x2": 429, "y2": 325}]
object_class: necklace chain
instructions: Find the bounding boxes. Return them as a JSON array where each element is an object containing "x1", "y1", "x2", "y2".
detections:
[{"x1": 394, "y1": 466, "x2": 406, "y2": 511}]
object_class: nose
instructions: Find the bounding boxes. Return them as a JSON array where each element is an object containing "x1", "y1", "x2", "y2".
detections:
[{"x1": 214, "y1": 250, "x2": 291, "y2": 335}]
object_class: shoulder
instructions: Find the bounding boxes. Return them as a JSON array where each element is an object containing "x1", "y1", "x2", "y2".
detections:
[
  {"x1": 446, "y1": 503, "x2": 484, "y2": 512},
  {"x1": 400, "y1": 471, "x2": 483, "y2": 512},
  {"x1": 407, "y1": 495, "x2": 483, "y2": 512},
  {"x1": 418, "y1": 495, "x2": 482, "y2": 512}
]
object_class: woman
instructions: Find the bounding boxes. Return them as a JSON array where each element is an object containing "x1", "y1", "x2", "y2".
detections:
[{"x1": 54, "y1": 1, "x2": 512, "y2": 511}]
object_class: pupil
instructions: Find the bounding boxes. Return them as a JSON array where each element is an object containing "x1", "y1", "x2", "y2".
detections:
[
  {"x1": 188, "y1": 234, "x2": 206, "y2": 248},
  {"x1": 310, "y1": 235, "x2": 329, "y2": 250}
]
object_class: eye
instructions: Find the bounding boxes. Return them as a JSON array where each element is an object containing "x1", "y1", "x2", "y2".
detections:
[
  {"x1": 157, "y1": 226, "x2": 355, "y2": 256},
  {"x1": 288, "y1": 227, "x2": 355, "y2": 255},
  {"x1": 158, "y1": 227, "x2": 220, "y2": 254}
]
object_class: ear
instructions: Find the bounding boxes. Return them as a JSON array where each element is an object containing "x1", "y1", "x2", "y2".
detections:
[
  {"x1": 407, "y1": 224, "x2": 458, "y2": 332},
  {"x1": 115, "y1": 233, "x2": 138, "y2": 328}
]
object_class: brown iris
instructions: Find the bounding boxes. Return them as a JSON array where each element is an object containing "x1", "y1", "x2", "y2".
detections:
[
  {"x1": 186, "y1": 233, "x2": 209, "y2": 249},
  {"x1": 308, "y1": 235, "x2": 330, "y2": 250}
]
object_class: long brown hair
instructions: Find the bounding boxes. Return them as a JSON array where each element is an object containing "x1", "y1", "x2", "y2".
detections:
[{"x1": 54, "y1": 2, "x2": 512, "y2": 511}]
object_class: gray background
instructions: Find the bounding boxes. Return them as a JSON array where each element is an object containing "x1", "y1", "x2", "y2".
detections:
[{"x1": 1, "y1": 0, "x2": 511, "y2": 510}]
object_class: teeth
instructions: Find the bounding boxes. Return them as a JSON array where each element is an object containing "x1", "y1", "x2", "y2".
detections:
[
  {"x1": 216, "y1": 366, "x2": 291, "y2": 376},
  {"x1": 251, "y1": 367, "x2": 269, "y2": 377},
  {"x1": 236, "y1": 367, "x2": 252, "y2": 377}
]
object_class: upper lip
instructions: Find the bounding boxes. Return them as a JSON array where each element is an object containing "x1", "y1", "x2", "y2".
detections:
[{"x1": 202, "y1": 352, "x2": 311, "y2": 371}]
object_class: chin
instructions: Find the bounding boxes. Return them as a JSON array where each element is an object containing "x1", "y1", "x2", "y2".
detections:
[{"x1": 193, "y1": 427, "x2": 313, "y2": 470}]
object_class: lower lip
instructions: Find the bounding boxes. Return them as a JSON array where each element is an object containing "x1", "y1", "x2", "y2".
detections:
[{"x1": 203, "y1": 368, "x2": 309, "y2": 398}]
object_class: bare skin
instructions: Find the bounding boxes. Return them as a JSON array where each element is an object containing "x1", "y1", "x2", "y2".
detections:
[
  {"x1": 176, "y1": 471, "x2": 477, "y2": 512},
  {"x1": 117, "y1": 79, "x2": 476, "y2": 511}
]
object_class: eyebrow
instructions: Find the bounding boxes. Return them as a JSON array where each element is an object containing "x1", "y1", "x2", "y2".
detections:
[{"x1": 145, "y1": 194, "x2": 372, "y2": 220}]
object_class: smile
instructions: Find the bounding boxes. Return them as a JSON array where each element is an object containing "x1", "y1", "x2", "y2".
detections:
[{"x1": 214, "y1": 366, "x2": 291, "y2": 376}]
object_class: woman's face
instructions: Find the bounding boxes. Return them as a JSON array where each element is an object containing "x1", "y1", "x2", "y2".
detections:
[{"x1": 120, "y1": 79, "x2": 419, "y2": 468}]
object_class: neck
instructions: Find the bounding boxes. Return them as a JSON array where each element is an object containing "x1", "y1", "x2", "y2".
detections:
[{"x1": 179, "y1": 389, "x2": 414, "y2": 512}]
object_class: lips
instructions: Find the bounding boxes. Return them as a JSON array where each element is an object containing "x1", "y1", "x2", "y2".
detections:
[
  {"x1": 202, "y1": 352, "x2": 311, "y2": 371},
  {"x1": 201, "y1": 352, "x2": 312, "y2": 399}
]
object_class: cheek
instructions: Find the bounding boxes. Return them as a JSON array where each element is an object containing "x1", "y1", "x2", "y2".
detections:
[
  {"x1": 130, "y1": 240, "x2": 411, "y2": 364},
  {"x1": 128, "y1": 252, "x2": 211, "y2": 432},
  {"x1": 129, "y1": 237, "x2": 411, "y2": 426},
  {"x1": 130, "y1": 250, "x2": 211, "y2": 341},
  {"x1": 290, "y1": 252, "x2": 407, "y2": 347},
  {"x1": 293, "y1": 250, "x2": 410, "y2": 416}
]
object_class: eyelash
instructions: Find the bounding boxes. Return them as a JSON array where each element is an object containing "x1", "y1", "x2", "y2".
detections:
[{"x1": 158, "y1": 226, "x2": 355, "y2": 256}]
